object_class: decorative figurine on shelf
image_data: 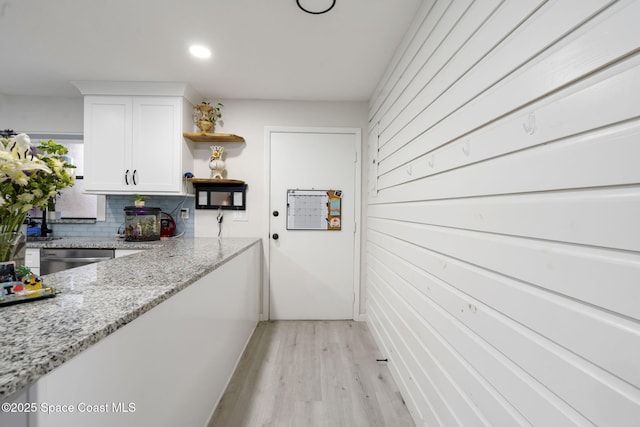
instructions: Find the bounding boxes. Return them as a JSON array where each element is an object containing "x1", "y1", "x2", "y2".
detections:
[
  {"x1": 209, "y1": 145, "x2": 226, "y2": 179},
  {"x1": 193, "y1": 101, "x2": 223, "y2": 133}
]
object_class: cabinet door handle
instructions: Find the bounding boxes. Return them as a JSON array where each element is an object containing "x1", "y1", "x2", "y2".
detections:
[
  {"x1": 132, "y1": 169, "x2": 138, "y2": 185},
  {"x1": 125, "y1": 169, "x2": 130, "y2": 185}
]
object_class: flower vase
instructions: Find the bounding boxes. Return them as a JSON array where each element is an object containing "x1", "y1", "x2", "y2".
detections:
[
  {"x1": 193, "y1": 103, "x2": 217, "y2": 133},
  {"x1": 197, "y1": 120, "x2": 214, "y2": 133},
  {"x1": 209, "y1": 146, "x2": 226, "y2": 179},
  {"x1": 0, "y1": 232, "x2": 26, "y2": 265}
]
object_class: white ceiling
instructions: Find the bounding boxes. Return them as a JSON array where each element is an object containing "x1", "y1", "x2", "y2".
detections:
[{"x1": 0, "y1": 0, "x2": 422, "y2": 102}]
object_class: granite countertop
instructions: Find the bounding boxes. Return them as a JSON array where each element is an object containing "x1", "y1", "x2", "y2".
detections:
[
  {"x1": 0, "y1": 237, "x2": 261, "y2": 401},
  {"x1": 25, "y1": 236, "x2": 168, "y2": 249}
]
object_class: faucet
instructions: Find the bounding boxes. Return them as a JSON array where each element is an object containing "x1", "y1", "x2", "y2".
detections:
[{"x1": 40, "y1": 208, "x2": 52, "y2": 237}]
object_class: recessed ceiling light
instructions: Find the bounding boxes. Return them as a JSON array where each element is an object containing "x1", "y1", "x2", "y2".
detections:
[{"x1": 189, "y1": 45, "x2": 211, "y2": 59}]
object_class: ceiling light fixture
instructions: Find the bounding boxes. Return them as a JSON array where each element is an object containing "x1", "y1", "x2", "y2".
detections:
[
  {"x1": 189, "y1": 45, "x2": 211, "y2": 59},
  {"x1": 296, "y1": 0, "x2": 336, "y2": 15}
]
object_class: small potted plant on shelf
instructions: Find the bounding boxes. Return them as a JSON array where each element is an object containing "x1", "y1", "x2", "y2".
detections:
[
  {"x1": 130, "y1": 194, "x2": 148, "y2": 208},
  {"x1": 193, "y1": 101, "x2": 223, "y2": 133}
]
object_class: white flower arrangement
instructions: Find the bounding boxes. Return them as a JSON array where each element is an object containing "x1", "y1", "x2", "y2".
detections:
[{"x1": 0, "y1": 133, "x2": 75, "y2": 235}]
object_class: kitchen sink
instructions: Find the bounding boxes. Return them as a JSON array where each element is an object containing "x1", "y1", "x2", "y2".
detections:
[{"x1": 26, "y1": 236, "x2": 63, "y2": 242}]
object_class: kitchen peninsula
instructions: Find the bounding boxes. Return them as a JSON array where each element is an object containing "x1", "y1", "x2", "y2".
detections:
[{"x1": 0, "y1": 237, "x2": 261, "y2": 427}]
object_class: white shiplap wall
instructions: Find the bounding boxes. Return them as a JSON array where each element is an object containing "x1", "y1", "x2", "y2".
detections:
[{"x1": 365, "y1": 0, "x2": 640, "y2": 426}]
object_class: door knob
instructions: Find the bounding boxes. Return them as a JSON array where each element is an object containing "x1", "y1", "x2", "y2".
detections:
[
  {"x1": 272, "y1": 233, "x2": 279, "y2": 240},
  {"x1": 273, "y1": 211, "x2": 279, "y2": 217}
]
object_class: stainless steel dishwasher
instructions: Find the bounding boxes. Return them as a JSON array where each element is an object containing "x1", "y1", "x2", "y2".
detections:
[{"x1": 40, "y1": 248, "x2": 115, "y2": 275}]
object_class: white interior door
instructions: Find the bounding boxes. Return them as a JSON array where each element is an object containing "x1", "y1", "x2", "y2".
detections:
[{"x1": 268, "y1": 128, "x2": 360, "y2": 320}]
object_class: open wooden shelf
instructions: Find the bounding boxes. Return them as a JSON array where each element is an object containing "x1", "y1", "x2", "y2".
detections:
[{"x1": 183, "y1": 132, "x2": 245, "y2": 143}]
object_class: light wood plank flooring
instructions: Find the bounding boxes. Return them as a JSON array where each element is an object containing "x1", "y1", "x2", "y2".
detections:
[{"x1": 208, "y1": 321, "x2": 414, "y2": 427}]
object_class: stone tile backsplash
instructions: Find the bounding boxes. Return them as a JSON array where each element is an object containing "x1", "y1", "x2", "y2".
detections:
[{"x1": 47, "y1": 195, "x2": 195, "y2": 238}]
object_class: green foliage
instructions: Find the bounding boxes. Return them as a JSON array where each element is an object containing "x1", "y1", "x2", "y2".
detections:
[
  {"x1": 0, "y1": 134, "x2": 75, "y2": 234},
  {"x1": 129, "y1": 194, "x2": 148, "y2": 202}
]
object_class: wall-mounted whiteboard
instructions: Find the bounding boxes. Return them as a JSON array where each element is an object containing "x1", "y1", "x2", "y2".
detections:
[{"x1": 286, "y1": 189, "x2": 342, "y2": 230}]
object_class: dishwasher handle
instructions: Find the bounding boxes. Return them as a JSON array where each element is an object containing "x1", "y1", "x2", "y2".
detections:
[{"x1": 41, "y1": 256, "x2": 113, "y2": 263}]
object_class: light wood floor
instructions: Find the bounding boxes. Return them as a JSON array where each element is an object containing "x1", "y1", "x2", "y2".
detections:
[{"x1": 208, "y1": 320, "x2": 415, "y2": 427}]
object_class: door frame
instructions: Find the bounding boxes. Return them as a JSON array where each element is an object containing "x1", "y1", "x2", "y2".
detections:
[{"x1": 264, "y1": 126, "x2": 362, "y2": 321}]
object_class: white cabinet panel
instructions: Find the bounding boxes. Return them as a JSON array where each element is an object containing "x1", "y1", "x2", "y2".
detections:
[
  {"x1": 131, "y1": 97, "x2": 182, "y2": 192},
  {"x1": 84, "y1": 96, "x2": 186, "y2": 194},
  {"x1": 28, "y1": 244, "x2": 260, "y2": 427},
  {"x1": 84, "y1": 96, "x2": 132, "y2": 192},
  {"x1": 25, "y1": 248, "x2": 40, "y2": 275}
]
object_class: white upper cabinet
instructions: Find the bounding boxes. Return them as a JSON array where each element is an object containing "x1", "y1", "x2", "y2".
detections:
[
  {"x1": 132, "y1": 96, "x2": 183, "y2": 192},
  {"x1": 84, "y1": 95, "x2": 132, "y2": 192},
  {"x1": 75, "y1": 82, "x2": 198, "y2": 195}
]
